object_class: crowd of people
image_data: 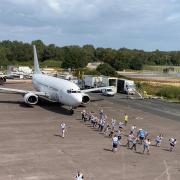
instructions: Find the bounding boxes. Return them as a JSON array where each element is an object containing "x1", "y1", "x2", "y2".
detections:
[
  {"x1": 59, "y1": 109, "x2": 177, "y2": 179},
  {"x1": 80, "y1": 109, "x2": 177, "y2": 154}
]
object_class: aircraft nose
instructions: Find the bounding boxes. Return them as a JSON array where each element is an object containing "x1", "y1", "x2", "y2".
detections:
[
  {"x1": 72, "y1": 94, "x2": 82, "y2": 106},
  {"x1": 76, "y1": 95, "x2": 83, "y2": 104}
]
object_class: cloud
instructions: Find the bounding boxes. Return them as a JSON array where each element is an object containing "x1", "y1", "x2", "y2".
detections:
[
  {"x1": 0, "y1": 0, "x2": 180, "y2": 50},
  {"x1": 166, "y1": 13, "x2": 180, "y2": 22}
]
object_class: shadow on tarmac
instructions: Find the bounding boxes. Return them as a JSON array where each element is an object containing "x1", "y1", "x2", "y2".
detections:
[
  {"x1": 0, "y1": 100, "x2": 34, "y2": 108},
  {"x1": 54, "y1": 134, "x2": 62, "y2": 138},
  {"x1": 38, "y1": 99, "x2": 72, "y2": 116},
  {"x1": 103, "y1": 148, "x2": 113, "y2": 152},
  {"x1": 0, "y1": 99, "x2": 72, "y2": 116},
  {"x1": 135, "y1": 151, "x2": 143, "y2": 155},
  {"x1": 162, "y1": 148, "x2": 170, "y2": 152},
  {"x1": 90, "y1": 98, "x2": 104, "y2": 102}
]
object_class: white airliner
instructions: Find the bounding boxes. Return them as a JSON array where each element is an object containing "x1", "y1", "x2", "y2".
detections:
[{"x1": 0, "y1": 45, "x2": 111, "y2": 114}]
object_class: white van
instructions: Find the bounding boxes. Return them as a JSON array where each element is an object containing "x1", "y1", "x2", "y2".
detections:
[{"x1": 102, "y1": 88, "x2": 116, "y2": 96}]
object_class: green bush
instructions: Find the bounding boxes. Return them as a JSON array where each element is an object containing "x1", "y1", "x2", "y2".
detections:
[
  {"x1": 178, "y1": 95, "x2": 180, "y2": 101},
  {"x1": 84, "y1": 69, "x2": 100, "y2": 75},
  {"x1": 135, "y1": 81, "x2": 180, "y2": 101},
  {"x1": 96, "y1": 63, "x2": 117, "y2": 76},
  {"x1": 41, "y1": 60, "x2": 61, "y2": 68},
  {"x1": 13, "y1": 60, "x2": 33, "y2": 67},
  {"x1": 156, "y1": 86, "x2": 180, "y2": 99},
  {"x1": 135, "y1": 81, "x2": 161, "y2": 95}
]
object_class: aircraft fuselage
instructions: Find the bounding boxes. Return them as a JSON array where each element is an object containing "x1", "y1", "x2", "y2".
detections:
[{"x1": 32, "y1": 74, "x2": 83, "y2": 107}]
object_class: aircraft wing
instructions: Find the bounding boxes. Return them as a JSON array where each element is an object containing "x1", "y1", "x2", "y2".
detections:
[
  {"x1": 0, "y1": 87, "x2": 47, "y2": 96},
  {"x1": 81, "y1": 86, "x2": 113, "y2": 93}
]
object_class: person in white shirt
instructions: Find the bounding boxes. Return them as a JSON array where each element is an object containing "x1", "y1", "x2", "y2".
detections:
[
  {"x1": 112, "y1": 135, "x2": 119, "y2": 152},
  {"x1": 169, "y1": 138, "x2": 177, "y2": 152},
  {"x1": 116, "y1": 130, "x2": 122, "y2": 142},
  {"x1": 143, "y1": 139, "x2": 151, "y2": 154},
  {"x1": 75, "y1": 171, "x2": 84, "y2": 180},
  {"x1": 126, "y1": 132, "x2": 134, "y2": 147},
  {"x1": 98, "y1": 118, "x2": 103, "y2": 131},
  {"x1": 60, "y1": 122, "x2": 66, "y2": 138},
  {"x1": 111, "y1": 118, "x2": 116, "y2": 128},
  {"x1": 81, "y1": 110, "x2": 86, "y2": 121},
  {"x1": 104, "y1": 123, "x2": 110, "y2": 135},
  {"x1": 100, "y1": 118, "x2": 106, "y2": 132},
  {"x1": 130, "y1": 137, "x2": 138, "y2": 152},
  {"x1": 130, "y1": 125, "x2": 136, "y2": 134},
  {"x1": 119, "y1": 121, "x2": 124, "y2": 130},
  {"x1": 155, "y1": 134, "x2": 163, "y2": 147},
  {"x1": 99, "y1": 109, "x2": 104, "y2": 120}
]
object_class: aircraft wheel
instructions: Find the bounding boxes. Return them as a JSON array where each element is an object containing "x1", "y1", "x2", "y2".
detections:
[
  {"x1": 0, "y1": 78, "x2": 4, "y2": 85},
  {"x1": 70, "y1": 109, "x2": 74, "y2": 115}
]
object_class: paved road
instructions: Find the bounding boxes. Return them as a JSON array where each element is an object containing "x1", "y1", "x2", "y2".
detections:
[{"x1": 90, "y1": 93, "x2": 180, "y2": 122}]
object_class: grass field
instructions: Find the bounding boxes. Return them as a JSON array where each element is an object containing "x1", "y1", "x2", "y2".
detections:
[
  {"x1": 143, "y1": 65, "x2": 180, "y2": 72},
  {"x1": 135, "y1": 81, "x2": 180, "y2": 101}
]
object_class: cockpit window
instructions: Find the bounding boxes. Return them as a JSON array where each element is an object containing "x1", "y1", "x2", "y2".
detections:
[
  {"x1": 67, "y1": 89, "x2": 81, "y2": 93},
  {"x1": 107, "y1": 89, "x2": 113, "y2": 92}
]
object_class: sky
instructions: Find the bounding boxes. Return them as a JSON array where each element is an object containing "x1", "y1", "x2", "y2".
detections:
[{"x1": 0, "y1": 0, "x2": 180, "y2": 51}]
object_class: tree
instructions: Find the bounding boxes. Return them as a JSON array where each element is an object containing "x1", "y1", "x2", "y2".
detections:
[
  {"x1": 96, "y1": 63, "x2": 117, "y2": 76},
  {"x1": 129, "y1": 58, "x2": 143, "y2": 70},
  {"x1": 0, "y1": 39, "x2": 180, "y2": 69},
  {"x1": 61, "y1": 46, "x2": 87, "y2": 69},
  {"x1": 31, "y1": 40, "x2": 45, "y2": 61},
  {"x1": 84, "y1": 69, "x2": 100, "y2": 75},
  {"x1": 95, "y1": 48, "x2": 107, "y2": 62},
  {"x1": 83, "y1": 44, "x2": 95, "y2": 62},
  {"x1": 0, "y1": 47, "x2": 9, "y2": 66},
  {"x1": 44, "y1": 44, "x2": 57, "y2": 60}
]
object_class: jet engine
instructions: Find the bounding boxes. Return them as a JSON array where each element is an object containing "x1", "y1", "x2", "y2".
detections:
[
  {"x1": 82, "y1": 94, "x2": 90, "y2": 104},
  {"x1": 24, "y1": 92, "x2": 38, "y2": 105}
]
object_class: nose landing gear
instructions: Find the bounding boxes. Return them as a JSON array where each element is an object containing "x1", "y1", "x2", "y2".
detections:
[
  {"x1": 70, "y1": 109, "x2": 74, "y2": 115},
  {"x1": 69, "y1": 107, "x2": 74, "y2": 115}
]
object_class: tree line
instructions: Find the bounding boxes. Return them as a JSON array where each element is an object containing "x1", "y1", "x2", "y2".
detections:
[{"x1": 0, "y1": 40, "x2": 180, "y2": 70}]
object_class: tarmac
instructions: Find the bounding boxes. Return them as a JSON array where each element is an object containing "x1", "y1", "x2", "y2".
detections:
[{"x1": 0, "y1": 82, "x2": 180, "y2": 180}]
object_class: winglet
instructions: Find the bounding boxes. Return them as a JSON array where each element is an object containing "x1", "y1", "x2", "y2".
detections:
[{"x1": 33, "y1": 45, "x2": 41, "y2": 74}]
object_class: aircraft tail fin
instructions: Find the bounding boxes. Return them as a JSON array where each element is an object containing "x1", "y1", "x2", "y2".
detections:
[{"x1": 33, "y1": 45, "x2": 42, "y2": 74}]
